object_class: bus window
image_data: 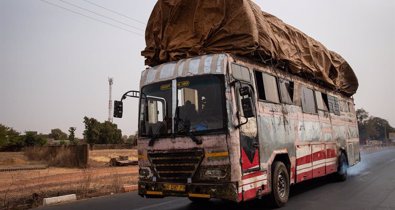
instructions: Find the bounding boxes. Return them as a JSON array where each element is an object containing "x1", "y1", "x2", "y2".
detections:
[
  {"x1": 254, "y1": 71, "x2": 279, "y2": 103},
  {"x1": 315, "y1": 91, "x2": 329, "y2": 111},
  {"x1": 328, "y1": 95, "x2": 340, "y2": 115},
  {"x1": 232, "y1": 63, "x2": 251, "y2": 82},
  {"x1": 301, "y1": 86, "x2": 317, "y2": 114},
  {"x1": 340, "y1": 100, "x2": 349, "y2": 112},
  {"x1": 278, "y1": 79, "x2": 294, "y2": 104}
]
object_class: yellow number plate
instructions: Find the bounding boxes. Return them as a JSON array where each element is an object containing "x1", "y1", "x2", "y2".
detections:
[{"x1": 163, "y1": 183, "x2": 186, "y2": 192}]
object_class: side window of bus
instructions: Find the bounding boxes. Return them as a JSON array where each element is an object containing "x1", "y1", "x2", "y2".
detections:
[
  {"x1": 340, "y1": 100, "x2": 349, "y2": 112},
  {"x1": 254, "y1": 71, "x2": 280, "y2": 103},
  {"x1": 328, "y1": 95, "x2": 340, "y2": 115},
  {"x1": 231, "y1": 63, "x2": 251, "y2": 82},
  {"x1": 278, "y1": 79, "x2": 294, "y2": 104},
  {"x1": 315, "y1": 91, "x2": 329, "y2": 111},
  {"x1": 301, "y1": 86, "x2": 317, "y2": 114}
]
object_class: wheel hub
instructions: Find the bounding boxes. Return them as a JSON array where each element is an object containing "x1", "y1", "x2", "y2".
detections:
[{"x1": 277, "y1": 171, "x2": 286, "y2": 198}]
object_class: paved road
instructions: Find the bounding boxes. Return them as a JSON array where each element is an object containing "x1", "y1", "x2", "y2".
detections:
[{"x1": 37, "y1": 148, "x2": 395, "y2": 210}]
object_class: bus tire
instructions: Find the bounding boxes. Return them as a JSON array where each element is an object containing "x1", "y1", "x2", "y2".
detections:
[
  {"x1": 335, "y1": 152, "x2": 348, "y2": 182},
  {"x1": 270, "y1": 161, "x2": 290, "y2": 208}
]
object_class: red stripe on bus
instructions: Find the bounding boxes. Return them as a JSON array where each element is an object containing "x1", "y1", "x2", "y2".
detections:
[
  {"x1": 297, "y1": 148, "x2": 337, "y2": 166},
  {"x1": 313, "y1": 165, "x2": 326, "y2": 178},
  {"x1": 296, "y1": 154, "x2": 312, "y2": 165},
  {"x1": 326, "y1": 148, "x2": 337, "y2": 158},
  {"x1": 242, "y1": 171, "x2": 265, "y2": 180},
  {"x1": 312, "y1": 150, "x2": 326, "y2": 162},
  {"x1": 326, "y1": 164, "x2": 337, "y2": 174},
  {"x1": 296, "y1": 170, "x2": 313, "y2": 182}
]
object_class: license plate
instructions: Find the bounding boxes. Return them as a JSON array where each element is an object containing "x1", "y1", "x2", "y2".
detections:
[{"x1": 163, "y1": 183, "x2": 185, "y2": 192}]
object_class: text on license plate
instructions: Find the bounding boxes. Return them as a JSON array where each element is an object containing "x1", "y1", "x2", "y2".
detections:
[{"x1": 163, "y1": 184, "x2": 185, "y2": 192}]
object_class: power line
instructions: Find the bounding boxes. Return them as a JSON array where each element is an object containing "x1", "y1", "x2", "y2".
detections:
[
  {"x1": 58, "y1": 0, "x2": 144, "y2": 31},
  {"x1": 81, "y1": 0, "x2": 146, "y2": 26},
  {"x1": 40, "y1": 0, "x2": 143, "y2": 36}
]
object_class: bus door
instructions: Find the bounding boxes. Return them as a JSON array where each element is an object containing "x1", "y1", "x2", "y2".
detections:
[
  {"x1": 231, "y1": 63, "x2": 261, "y2": 173},
  {"x1": 236, "y1": 83, "x2": 260, "y2": 173}
]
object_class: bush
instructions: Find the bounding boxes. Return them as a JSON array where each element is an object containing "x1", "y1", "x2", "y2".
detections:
[{"x1": 24, "y1": 145, "x2": 89, "y2": 168}]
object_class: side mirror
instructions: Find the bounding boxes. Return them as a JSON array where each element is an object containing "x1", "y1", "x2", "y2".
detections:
[
  {"x1": 239, "y1": 86, "x2": 251, "y2": 97},
  {"x1": 241, "y1": 98, "x2": 255, "y2": 118},
  {"x1": 113, "y1": 101, "x2": 123, "y2": 118}
]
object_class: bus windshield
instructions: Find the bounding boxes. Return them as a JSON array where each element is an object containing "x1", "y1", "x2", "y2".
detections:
[{"x1": 139, "y1": 75, "x2": 225, "y2": 137}]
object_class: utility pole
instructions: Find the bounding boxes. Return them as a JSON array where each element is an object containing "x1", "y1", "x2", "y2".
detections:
[{"x1": 108, "y1": 77, "x2": 113, "y2": 122}]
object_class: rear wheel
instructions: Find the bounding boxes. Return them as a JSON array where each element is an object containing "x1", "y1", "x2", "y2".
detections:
[
  {"x1": 335, "y1": 152, "x2": 348, "y2": 181},
  {"x1": 270, "y1": 162, "x2": 290, "y2": 208}
]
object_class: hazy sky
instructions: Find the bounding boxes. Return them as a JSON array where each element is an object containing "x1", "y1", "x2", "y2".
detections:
[{"x1": 1, "y1": 0, "x2": 394, "y2": 138}]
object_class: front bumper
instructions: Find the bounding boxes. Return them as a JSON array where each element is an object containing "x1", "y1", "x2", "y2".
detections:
[{"x1": 138, "y1": 181, "x2": 239, "y2": 202}]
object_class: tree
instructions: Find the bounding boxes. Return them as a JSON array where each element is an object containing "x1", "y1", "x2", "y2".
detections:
[
  {"x1": 127, "y1": 134, "x2": 137, "y2": 146},
  {"x1": 365, "y1": 117, "x2": 394, "y2": 141},
  {"x1": 356, "y1": 109, "x2": 369, "y2": 125},
  {"x1": 24, "y1": 131, "x2": 47, "y2": 147},
  {"x1": 356, "y1": 108, "x2": 395, "y2": 143},
  {"x1": 83, "y1": 117, "x2": 122, "y2": 145},
  {"x1": 0, "y1": 124, "x2": 8, "y2": 147},
  {"x1": 122, "y1": 135, "x2": 128, "y2": 143},
  {"x1": 0, "y1": 124, "x2": 23, "y2": 150},
  {"x1": 99, "y1": 121, "x2": 122, "y2": 144},
  {"x1": 83, "y1": 117, "x2": 101, "y2": 145},
  {"x1": 68, "y1": 127, "x2": 76, "y2": 143},
  {"x1": 49, "y1": 128, "x2": 68, "y2": 140},
  {"x1": 356, "y1": 109, "x2": 369, "y2": 143}
]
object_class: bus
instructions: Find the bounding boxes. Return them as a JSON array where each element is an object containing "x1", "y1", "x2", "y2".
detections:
[{"x1": 114, "y1": 53, "x2": 360, "y2": 207}]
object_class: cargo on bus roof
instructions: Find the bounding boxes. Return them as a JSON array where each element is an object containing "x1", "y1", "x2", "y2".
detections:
[{"x1": 142, "y1": 0, "x2": 358, "y2": 96}]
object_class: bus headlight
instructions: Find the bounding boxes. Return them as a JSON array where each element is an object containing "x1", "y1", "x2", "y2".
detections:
[
  {"x1": 204, "y1": 169, "x2": 227, "y2": 179},
  {"x1": 139, "y1": 167, "x2": 152, "y2": 178}
]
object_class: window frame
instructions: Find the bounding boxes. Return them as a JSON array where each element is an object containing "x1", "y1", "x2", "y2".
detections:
[
  {"x1": 231, "y1": 63, "x2": 252, "y2": 83},
  {"x1": 328, "y1": 95, "x2": 340, "y2": 116},
  {"x1": 278, "y1": 78, "x2": 294, "y2": 105},
  {"x1": 301, "y1": 86, "x2": 318, "y2": 114},
  {"x1": 315, "y1": 91, "x2": 329, "y2": 112},
  {"x1": 253, "y1": 70, "x2": 280, "y2": 104}
]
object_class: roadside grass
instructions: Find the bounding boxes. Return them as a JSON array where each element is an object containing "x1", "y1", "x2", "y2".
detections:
[{"x1": 0, "y1": 148, "x2": 137, "y2": 210}]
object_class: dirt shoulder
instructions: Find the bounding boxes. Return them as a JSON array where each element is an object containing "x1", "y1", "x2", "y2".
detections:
[{"x1": 0, "y1": 149, "x2": 138, "y2": 210}]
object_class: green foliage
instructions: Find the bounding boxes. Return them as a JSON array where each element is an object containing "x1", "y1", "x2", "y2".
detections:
[
  {"x1": 356, "y1": 109, "x2": 369, "y2": 125},
  {"x1": 0, "y1": 124, "x2": 24, "y2": 150},
  {"x1": 24, "y1": 131, "x2": 47, "y2": 147},
  {"x1": 0, "y1": 124, "x2": 8, "y2": 147},
  {"x1": 99, "y1": 121, "x2": 122, "y2": 144},
  {"x1": 126, "y1": 135, "x2": 137, "y2": 146},
  {"x1": 83, "y1": 117, "x2": 101, "y2": 145},
  {"x1": 68, "y1": 127, "x2": 76, "y2": 143},
  {"x1": 356, "y1": 108, "x2": 395, "y2": 143},
  {"x1": 83, "y1": 117, "x2": 122, "y2": 145},
  {"x1": 49, "y1": 128, "x2": 68, "y2": 140}
]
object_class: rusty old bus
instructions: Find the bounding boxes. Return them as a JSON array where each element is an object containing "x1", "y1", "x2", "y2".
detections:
[{"x1": 114, "y1": 53, "x2": 360, "y2": 207}]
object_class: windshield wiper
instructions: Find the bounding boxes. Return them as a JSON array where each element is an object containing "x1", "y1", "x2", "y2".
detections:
[
  {"x1": 187, "y1": 129, "x2": 202, "y2": 145},
  {"x1": 174, "y1": 108, "x2": 202, "y2": 145},
  {"x1": 148, "y1": 123, "x2": 165, "y2": 146}
]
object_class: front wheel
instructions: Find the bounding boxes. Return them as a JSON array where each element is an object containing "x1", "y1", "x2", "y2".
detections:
[{"x1": 270, "y1": 162, "x2": 290, "y2": 208}]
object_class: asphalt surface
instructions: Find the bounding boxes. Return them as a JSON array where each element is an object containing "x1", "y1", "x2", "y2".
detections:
[{"x1": 37, "y1": 148, "x2": 395, "y2": 210}]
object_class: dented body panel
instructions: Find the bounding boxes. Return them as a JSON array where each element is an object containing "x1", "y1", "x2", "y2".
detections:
[{"x1": 136, "y1": 54, "x2": 360, "y2": 203}]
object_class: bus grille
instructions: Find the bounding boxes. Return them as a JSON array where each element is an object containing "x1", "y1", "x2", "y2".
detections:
[{"x1": 148, "y1": 149, "x2": 204, "y2": 182}]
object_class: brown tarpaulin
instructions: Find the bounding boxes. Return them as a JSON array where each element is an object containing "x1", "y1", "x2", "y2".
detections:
[{"x1": 142, "y1": 0, "x2": 358, "y2": 96}]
